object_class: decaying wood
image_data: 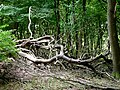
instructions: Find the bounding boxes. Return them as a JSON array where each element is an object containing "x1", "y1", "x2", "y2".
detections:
[
  {"x1": 16, "y1": 35, "x2": 110, "y2": 72},
  {"x1": 10, "y1": 35, "x2": 120, "y2": 89},
  {"x1": 28, "y1": 6, "x2": 32, "y2": 38},
  {"x1": 18, "y1": 50, "x2": 110, "y2": 64},
  {"x1": 16, "y1": 35, "x2": 54, "y2": 47}
]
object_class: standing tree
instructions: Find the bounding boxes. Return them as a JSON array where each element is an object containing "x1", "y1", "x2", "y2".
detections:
[
  {"x1": 54, "y1": 0, "x2": 60, "y2": 41},
  {"x1": 107, "y1": 0, "x2": 120, "y2": 78}
]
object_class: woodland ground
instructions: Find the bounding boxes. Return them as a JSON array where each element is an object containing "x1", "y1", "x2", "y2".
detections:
[
  {"x1": 0, "y1": 36, "x2": 120, "y2": 90},
  {"x1": 0, "y1": 58, "x2": 120, "y2": 90}
]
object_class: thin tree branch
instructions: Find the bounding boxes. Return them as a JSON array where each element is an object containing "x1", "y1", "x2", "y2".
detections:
[{"x1": 28, "y1": 6, "x2": 33, "y2": 38}]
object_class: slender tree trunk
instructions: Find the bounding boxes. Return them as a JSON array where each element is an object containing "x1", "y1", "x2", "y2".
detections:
[
  {"x1": 71, "y1": 0, "x2": 79, "y2": 58},
  {"x1": 19, "y1": 24, "x2": 23, "y2": 39},
  {"x1": 54, "y1": 0, "x2": 60, "y2": 41},
  {"x1": 66, "y1": 0, "x2": 71, "y2": 47},
  {"x1": 97, "y1": 16, "x2": 103, "y2": 53},
  {"x1": 107, "y1": 0, "x2": 120, "y2": 78},
  {"x1": 82, "y1": 0, "x2": 88, "y2": 53},
  {"x1": 83, "y1": 0, "x2": 86, "y2": 12},
  {"x1": 72, "y1": 0, "x2": 77, "y2": 57},
  {"x1": 13, "y1": 22, "x2": 19, "y2": 37}
]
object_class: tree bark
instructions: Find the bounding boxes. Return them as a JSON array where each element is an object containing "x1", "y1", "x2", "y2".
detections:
[
  {"x1": 107, "y1": 0, "x2": 120, "y2": 78},
  {"x1": 65, "y1": 0, "x2": 72, "y2": 56},
  {"x1": 54, "y1": 0, "x2": 60, "y2": 41},
  {"x1": 82, "y1": 0, "x2": 88, "y2": 53}
]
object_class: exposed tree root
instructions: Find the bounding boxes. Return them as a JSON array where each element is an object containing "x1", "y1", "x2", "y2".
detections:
[
  {"x1": 16, "y1": 35, "x2": 111, "y2": 73},
  {"x1": 15, "y1": 35, "x2": 118, "y2": 84},
  {"x1": 2, "y1": 35, "x2": 120, "y2": 89},
  {"x1": 41, "y1": 74, "x2": 120, "y2": 90}
]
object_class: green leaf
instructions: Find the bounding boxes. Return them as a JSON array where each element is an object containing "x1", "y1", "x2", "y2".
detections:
[{"x1": 0, "y1": 30, "x2": 18, "y2": 62}]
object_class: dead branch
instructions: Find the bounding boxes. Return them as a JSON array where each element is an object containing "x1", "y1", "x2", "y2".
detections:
[
  {"x1": 16, "y1": 35, "x2": 110, "y2": 72},
  {"x1": 28, "y1": 6, "x2": 32, "y2": 38},
  {"x1": 16, "y1": 35, "x2": 54, "y2": 48},
  {"x1": 18, "y1": 50, "x2": 110, "y2": 64}
]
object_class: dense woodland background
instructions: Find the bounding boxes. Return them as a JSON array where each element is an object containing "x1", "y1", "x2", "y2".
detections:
[
  {"x1": 0, "y1": 0, "x2": 120, "y2": 90},
  {"x1": 0, "y1": 0, "x2": 111, "y2": 56}
]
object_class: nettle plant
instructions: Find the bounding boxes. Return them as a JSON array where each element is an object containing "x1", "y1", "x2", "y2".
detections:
[{"x1": 0, "y1": 30, "x2": 17, "y2": 61}]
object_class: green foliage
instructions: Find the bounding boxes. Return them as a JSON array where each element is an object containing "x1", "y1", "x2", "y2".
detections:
[
  {"x1": 0, "y1": 4, "x2": 21, "y2": 16},
  {"x1": 0, "y1": 24, "x2": 9, "y2": 29},
  {"x1": 0, "y1": 30, "x2": 17, "y2": 61},
  {"x1": 112, "y1": 72, "x2": 120, "y2": 79}
]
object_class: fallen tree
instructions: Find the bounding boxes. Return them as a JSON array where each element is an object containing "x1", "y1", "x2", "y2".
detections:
[{"x1": 16, "y1": 35, "x2": 111, "y2": 73}]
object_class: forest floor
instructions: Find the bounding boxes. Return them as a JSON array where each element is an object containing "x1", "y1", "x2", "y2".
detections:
[{"x1": 0, "y1": 58, "x2": 120, "y2": 90}]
